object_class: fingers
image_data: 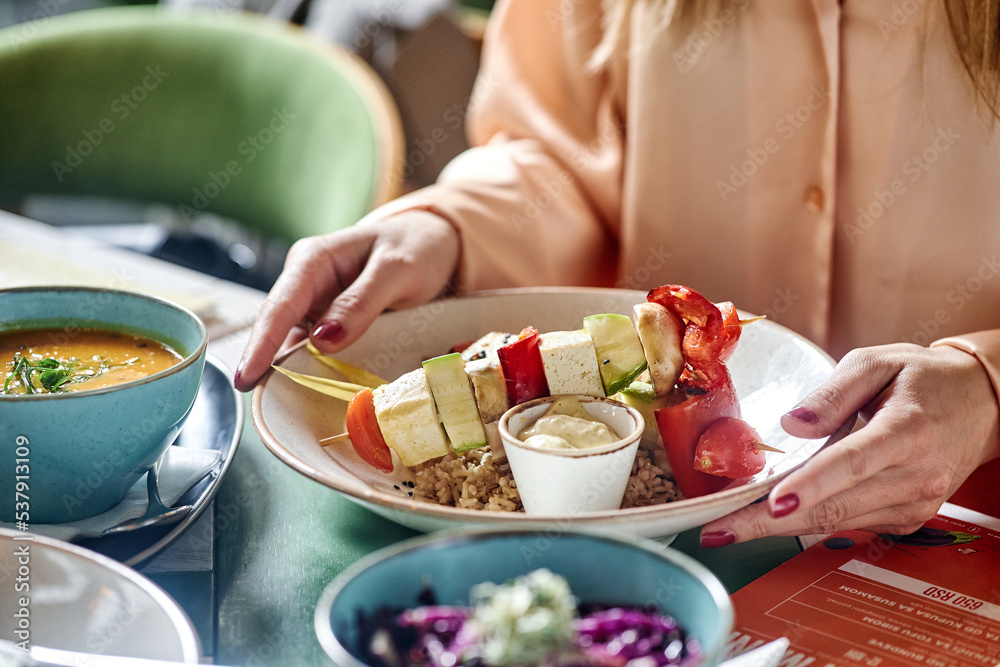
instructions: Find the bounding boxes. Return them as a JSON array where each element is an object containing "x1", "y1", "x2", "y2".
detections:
[
  {"x1": 700, "y1": 463, "x2": 940, "y2": 546},
  {"x1": 701, "y1": 501, "x2": 930, "y2": 546},
  {"x1": 702, "y1": 408, "x2": 951, "y2": 545},
  {"x1": 765, "y1": 418, "x2": 907, "y2": 522},
  {"x1": 780, "y1": 347, "x2": 904, "y2": 439},
  {"x1": 702, "y1": 486, "x2": 935, "y2": 545},
  {"x1": 234, "y1": 211, "x2": 460, "y2": 392},
  {"x1": 309, "y1": 212, "x2": 461, "y2": 354},
  {"x1": 307, "y1": 249, "x2": 421, "y2": 354},
  {"x1": 234, "y1": 230, "x2": 374, "y2": 391},
  {"x1": 761, "y1": 347, "x2": 926, "y2": 531},
  {"x1": 699, "y1": 344, "x2": 1000, "y2": 547}
]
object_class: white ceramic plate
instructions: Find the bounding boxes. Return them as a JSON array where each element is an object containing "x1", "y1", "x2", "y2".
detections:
[
  {"x1": 0, "y1": 527, "x2": 200, "y2": 661},
  {"x1": 252, "y1": 288, "x2": 852, "y2": 540}
]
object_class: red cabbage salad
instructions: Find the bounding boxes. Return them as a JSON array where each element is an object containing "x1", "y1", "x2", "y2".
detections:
[{"x1": 358, "y1": 569, "x2": 701, "y2": 666}]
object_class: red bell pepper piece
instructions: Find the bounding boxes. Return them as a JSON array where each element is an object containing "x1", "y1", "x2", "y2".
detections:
[
  {"x1": 497, "y1": 326, "x2": 550, "y2": 407},
  {"x1": 693, "y1": 416, "x2": 766, "y2": 478},
  {"x1": 345, "y1": 388, "x2": 394, "y2": 473},
  {"x1": 677, "y1": 360, "x2": 729, "y2": 396},
  {"x1": 648, "y1": 284, "x2": 728, "y2": 393},
  {"x1": 716, "y1": 301, "x2": 741, "y2": 364},
  {"x1": 654, "y1": 371, "x2": 741, "y2": 498}
]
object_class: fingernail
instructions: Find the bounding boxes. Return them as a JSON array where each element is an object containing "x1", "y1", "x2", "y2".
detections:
[
  {"x1": 233, "y1": 363, "x2": 244, "y2": 390},
  {"x1": 772, "y1": 493, "x2": 800, "y2": 518},
  {"x1": 700, "y1": 530, "x2": 736, "y2": 548},
  {"x1": 312, "y1": 319, "x2": 345, "y2": 344},
  {"x1": 786, "y1": 406, "x2": 818, "y2": 424}
]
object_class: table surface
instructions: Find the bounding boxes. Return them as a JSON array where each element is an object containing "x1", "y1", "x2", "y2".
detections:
[{"x1": 1, "y1": 212, "x2": 804, "y2": 666}]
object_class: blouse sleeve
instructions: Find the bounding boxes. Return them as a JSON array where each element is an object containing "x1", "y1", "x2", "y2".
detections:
[{"x1": 360, "y1": 0, "x2": 624, "y2": 292}]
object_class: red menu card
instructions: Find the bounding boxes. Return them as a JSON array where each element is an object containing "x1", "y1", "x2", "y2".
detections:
[{"x1": 728, "y1": 503, "x2": 1000, "y2": 666}]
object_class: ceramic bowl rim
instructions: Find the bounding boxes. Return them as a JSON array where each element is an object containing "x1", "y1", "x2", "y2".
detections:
[
  {"x1": 0, "y1": 286, "x2": 207, "y2": 402},
  {"x1": 499, "y1": 395, "x2": 644, "y2": 458},
  {"x1": 314, "y1": 528, "x2": 734, "y2": 667},
  {"x1": 0, "y1": 526, "x2": 202, "y2": 661}
]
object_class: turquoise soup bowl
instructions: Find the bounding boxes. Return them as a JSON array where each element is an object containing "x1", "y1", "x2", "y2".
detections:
[
  {"x1": 0, "y1": 287, "x2": 207, "y2": 523},
  {"x1": 316, "y1": 530, "x2": 734, "y2": 666}
]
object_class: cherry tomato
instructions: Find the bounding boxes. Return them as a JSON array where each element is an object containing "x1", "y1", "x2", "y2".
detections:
[
  {"x1": 654, "y1": 371, "x2": 740, "y2": 498},
  {"x1": 345, "y1": 388, "x2": 394, "y2": 473},
  {"x1": 693, "y1": 417, "x2": 766, "y2": 478},
  {"x1": 497, "y1": 327, "x2": 550, "y2": 407}
]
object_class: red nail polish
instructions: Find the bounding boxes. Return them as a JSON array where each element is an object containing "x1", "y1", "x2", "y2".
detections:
[
  {"x1": 700, "y1": 530, "x2": 736, "y2": 548},
  {"x1": 312, "y1": 319, "x2": 345, "y2": 344},
  {"x1": 786, "y1": 406, "x2": 818, "y2": 424},
  {"x1": 233, "y1": 368, "x2": 243, "y2": 389},
  {"x1": 772, "y1": 493, "x2": 800, "y2": 518}
]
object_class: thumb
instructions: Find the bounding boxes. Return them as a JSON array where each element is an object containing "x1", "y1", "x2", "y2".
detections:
[{"x1": 781, "y1": 348, "x2": 903, "y2": 438}]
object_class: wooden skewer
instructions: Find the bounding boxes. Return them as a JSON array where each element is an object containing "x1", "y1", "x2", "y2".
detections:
[
  {"x1": 320, "y1": 432, "x2": 350, "y2": 446},
  {"x1": 738, "y1": 315, "x2": 768, "y2": 326},
  {"x1": 755, "y1": 441, "x2": 784, "y2": 454}
]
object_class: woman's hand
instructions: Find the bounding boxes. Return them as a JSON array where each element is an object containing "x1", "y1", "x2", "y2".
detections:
[
  {"x1": 234, "y1": 210, "x2": 460, "y2": 392},
  {"x1": 700, "y1": 343, "x2": 1000, "y2": 547}
]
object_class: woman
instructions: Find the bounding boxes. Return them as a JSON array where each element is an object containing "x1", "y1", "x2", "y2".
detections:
[{"x1": 236, "y1": 0, "x2": 1000, "y2": 546}]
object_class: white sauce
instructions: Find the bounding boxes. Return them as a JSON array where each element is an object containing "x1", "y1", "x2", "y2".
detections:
[{"x1": 519, "y1": 397, "x2": 621, "y2": 450}]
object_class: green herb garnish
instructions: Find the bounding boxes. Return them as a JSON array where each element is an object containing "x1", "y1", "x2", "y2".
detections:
[
  {"x1": 2, "y1": 355, "x2": 79, "y2": 395},
  {"x1": 2, "y1": 353, "x2": 137, "y2": 395},
  {"x1": 2, "y1": 352, "x2": 145, "y2": 396}
]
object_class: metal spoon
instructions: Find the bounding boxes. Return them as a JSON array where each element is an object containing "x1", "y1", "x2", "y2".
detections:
[{"x1": 101, "y1": 455, "x2": 194, "y2": 536}]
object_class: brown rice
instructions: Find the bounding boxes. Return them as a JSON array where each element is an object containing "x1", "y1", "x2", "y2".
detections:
[
  {"x1": 411, "y1": 446, "x2": 680, "y2": 511},
  {"x1": 412, "y1": 450, "x2": 522, "y2": 511}
]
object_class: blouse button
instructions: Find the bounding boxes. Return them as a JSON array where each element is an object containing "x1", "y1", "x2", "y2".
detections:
[{"x1": 805, "y1": 185, "x2": 825, "y2": 212}]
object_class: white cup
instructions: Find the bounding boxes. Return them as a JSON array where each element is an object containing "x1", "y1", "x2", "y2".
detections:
[{"x1": 499, "y1": 395, "x2": 644, "y2": 515}]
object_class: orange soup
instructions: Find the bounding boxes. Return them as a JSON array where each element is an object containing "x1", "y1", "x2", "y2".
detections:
[{"x1": 0, "y1": 328, "x2": 183, "y2": 395}]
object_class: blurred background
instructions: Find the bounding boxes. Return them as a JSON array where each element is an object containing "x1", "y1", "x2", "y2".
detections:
[{"x1": 0, "y1": 0, "x2": 495, "y2": 290}]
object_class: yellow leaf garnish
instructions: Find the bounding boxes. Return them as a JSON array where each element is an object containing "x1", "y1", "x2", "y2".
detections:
[
  {"x1": 272, "y1": 365, "x2": 366, "y2": 402},
  {"x1": 306, "y1": 341, "x2": 387, "y2": 388}
]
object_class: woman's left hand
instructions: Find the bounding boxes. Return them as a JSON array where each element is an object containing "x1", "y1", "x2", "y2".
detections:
[{"x1": 700, "y1": 343, "x2": 1000, "y2": 548}]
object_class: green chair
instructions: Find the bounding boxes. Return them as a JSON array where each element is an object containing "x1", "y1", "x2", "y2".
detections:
[{"x1": 0, "y1": 6, "x2": 403, "y2": 243}]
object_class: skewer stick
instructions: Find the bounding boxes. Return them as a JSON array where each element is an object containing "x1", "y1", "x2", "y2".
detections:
[
  {"x1": 320, "y1": 432, "x2": 351, "y2": 446},
  {"x1": 755, "y1": 441, "x2": 784, "y2": 453},
  {"x1": 738, "y1": 315, "x2": 767, "y2": 327}
]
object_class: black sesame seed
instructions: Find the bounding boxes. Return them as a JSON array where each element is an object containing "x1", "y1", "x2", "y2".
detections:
[
  {"x1": 603, "y1": 359, "x2": 610, "y2": 365},
  {"x1": 408, "y1": 492, "x2": 413, "y2": 497},
  {"x1": 393, "y1": 485, "x2": 400, "y2": 490}
]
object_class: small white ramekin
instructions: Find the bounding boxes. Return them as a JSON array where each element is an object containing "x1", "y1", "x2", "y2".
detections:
[{"x1": 499, "y1": 395, "x2": 644, "y2": 515}]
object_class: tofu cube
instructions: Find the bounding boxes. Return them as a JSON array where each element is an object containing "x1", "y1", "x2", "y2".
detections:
[
  {"x1": 372, "y1": 369, "x2": 449, "y2": 467},
  {"x1": 538, "y1": 330, "x2": 605, "y2": 397},
  {"x1": 465, "y1": 357, "x2": 508, "y2": 422}
]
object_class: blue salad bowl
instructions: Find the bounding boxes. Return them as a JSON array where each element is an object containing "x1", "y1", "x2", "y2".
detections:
[
  {"x1": 316, "y1": 530, "x2": 734, "y2": 666},
  {"x1": 0, "y1": 287, "x2": 207, "y2": 523}
]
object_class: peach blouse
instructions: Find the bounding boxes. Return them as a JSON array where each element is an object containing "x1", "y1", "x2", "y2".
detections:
[{"x1": 366, "y1": 0, "x2": 1000, "y2": 401}]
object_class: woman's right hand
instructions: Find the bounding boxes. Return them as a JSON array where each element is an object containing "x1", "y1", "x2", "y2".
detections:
[{"x1": 233, "y1": 210, "x2": 460, "y2": 391}]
